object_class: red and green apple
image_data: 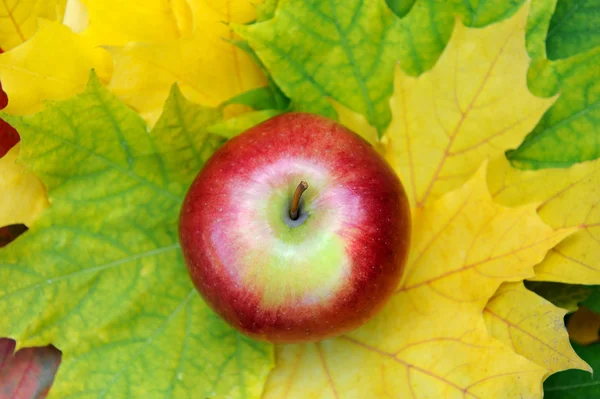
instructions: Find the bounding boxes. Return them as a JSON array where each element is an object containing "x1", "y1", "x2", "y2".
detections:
[{"x1": 179, "y1": 113, "x2": 411, "y2": 343}]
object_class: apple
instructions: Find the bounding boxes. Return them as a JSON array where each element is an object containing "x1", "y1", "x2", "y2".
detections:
[{"x1": 179, "y1": 112, "x2": 411, "y2": 343}]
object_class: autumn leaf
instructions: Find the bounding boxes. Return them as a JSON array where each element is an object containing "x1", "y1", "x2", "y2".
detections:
[
  {"x1": 0, "y1": 0, "x2": 266, "y2": 127},
  {"x1": 0, "y1": 144, "x2": 48, "y2": 228},
  {"x1": 0, "y1": 224, "x2": 27, "y2": 248},
  {"x1": 237, "y1": 0, "x2": 533, "y2": 134},
  {"x1": 488, "y1": 156, "x2": 600, "y2": 284},
  {"x1": 330, "y1": 100, "x2": 380, "y2": 146},
  {"x1": 78, "y1": 0, "x2": 193, "y2": 46},
  {"x1": 109, "y1": 0, "x2": 267, "y2": 126},
  {"x1": 0, "y1": 0, "x2": 66, "y2": 50},
  {"x1": 255, "y1": 0, "x2": 278, "y2": 22},
  {"x1": 507, "y1": 0, "x2": 600, "y2": 169},
  {"x1": 235, "y1": 0, "x2": 402, "y2": 134},
  {"x1": 526, "y1": 281, "x2": 594, "y2": 313},
  {"x1": 0, "y1": 338, "x2": 61, "y2": 399},
  {"x1": 0, "y1": 71, "x2": 20, "y2": 157},
  {"x1": 484, "y1": 281, "x2": 589, "y2": 373},
  {"x1": 0, "y1": 20, "x2": 112, "y2": 116},
  {"x1": 508, "y1": 46, "x2": 600, "y2": 168},
  {"x1": 391, "y1": 0, "x2": 528, "y2": 77},
  {"x1": 545, "y1": 0, "x2": 600, "y2": 60},
  {"x1": 0, "y1": 117, "x2": 19, "y2": 157},
  {"x1": 0, "y1": 73, "x2": 273, "y2": 398},
  {"x1": 383, "y1": 1, "x2": 554, "y2": 209},
  {"x1": 207, "y1": 109, "x2": 284, "y2": 139},
  {"x1": 482, "y1": 155, "x2": 600, "y2": 380},
  {"x1": 262, "y1": 165, "x2": 570, "y2": 398},
  {"x1": 544, "y1": 309, "x2": 600, "y2": 398}
]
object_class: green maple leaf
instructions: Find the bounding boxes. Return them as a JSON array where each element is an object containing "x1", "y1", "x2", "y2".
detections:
[
  {"x1": 0, "y1": 73, "x2": 273, "y2": 399},
  {"x1": 546, "y1": 0, "x2": 600, "y2": 60},
  {"x1": 385, "y1": 0, "x2": 415, "y2": 18},
  {"x1": 236, "y1": 0, "x2": 403, "y2": 134},
  {"x1": 235, "y1": 0, "x2": 528, "y2": 135},
  {"x1": 544, "y1": 342, "x2": 600, "y2": 398},
  {"x1": 526, "y1": 281, "x2": 594, "y2": 313},
  {"x1": 392, "y1": 0, "x2": 528, "y2": 75},
  {"x1": 507, "y1": 0, "x2": 600, "y2": 169}
]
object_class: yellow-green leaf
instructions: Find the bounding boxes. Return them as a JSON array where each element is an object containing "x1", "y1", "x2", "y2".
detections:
[
  {"x1": 0, "y1": 73, "x2": 272, "y2": 398},
  {"x1": 0, "y1": 20, "x2": 112, "y2": 115},
  {"x1": 235, "y1": 0, "x2": 402, "y2": 134},
  {"x1": 488, "y1": 156, "x2": 600, "y2": 284},
  {"x1": 383, "y1": 2, "x2": 555, "y2": 209},
  {"x1": 484, "y1": 281, "x2": 589, "y2": 374},
  {"x1": 262, "y1": 166, "x2": 571, "y2": 398},
  {"x1": 0, "y1": 0, "x2": 66, "y2": 50},
  {"x1": 0, "y1": 143, "x2": 48, "y2": 227}
]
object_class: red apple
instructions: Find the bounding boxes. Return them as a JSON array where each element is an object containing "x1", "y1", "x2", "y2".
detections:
[{"x1": 179, "y1": 113, "x2": 411, "y2": 343}]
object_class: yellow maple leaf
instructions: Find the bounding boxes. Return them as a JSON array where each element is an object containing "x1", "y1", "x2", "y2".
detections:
[
  {"x1": 0, "y1": 0, "x2": 66, "y2": 50},
  {"x1": 0, "y1": 19, "x2": 112, "y2": 115},
  {"x1": 0, "y1": 144, "x2": 48, "y2": 227},
  {"x1": 330, "y1": 100, "x2": 379, "y2": 146},
  {"x1": 383, "y1": 2, "x2": 555, "y2": 210},
  {"x1": 108, "y1": 0, "x2": 267, "y2": 126},
  {"x1": 484, "y1": 281, "x2": 589, "y2": 374},
  {"x1": 77, "y1": 0, "x2": 193, "y2": 45},
  {"x1": 488, "y1": 156, "x2": 600, "y2": 284},
  {"x1": 187, "y1": 0, "x2": 258, "y2": 36},
  {"x1": 262, "y1": 166, "x2": 571, "y2": 399}
]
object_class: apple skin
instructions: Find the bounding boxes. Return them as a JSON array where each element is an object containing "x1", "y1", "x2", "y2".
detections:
[{"x1": 179, "y1": 112, "x2": 411, "y2": 343}]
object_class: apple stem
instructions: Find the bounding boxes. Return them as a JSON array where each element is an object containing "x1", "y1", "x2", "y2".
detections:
[{"x1": 290, "y1": 181, "x2": 309, "y2": 221}]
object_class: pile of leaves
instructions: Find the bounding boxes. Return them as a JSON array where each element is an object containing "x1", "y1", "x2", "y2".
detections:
[{"x1": 0, "y1": 0, "x2": 599, "y2": 398}]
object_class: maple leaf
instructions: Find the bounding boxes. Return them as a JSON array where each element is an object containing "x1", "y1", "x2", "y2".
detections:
[
  {"x1": 235, "y1": 0, "x2": 401, "y2": 134},
  {"x1": 526, "y1": 281, "x2": 593, "y2": 313},
  {"x1": 544, "y1": 308, "x2": 600, "y2": 397},
  {"x1": 479, "y1": 155, "x2": 600, "y2": 378},
  {"x1": 77, "y1": 0, "x2": 193, "y2": 45},
  {"x1": 0, "y1": 73, "x2": 273, "y2": 399},
  {"x1": 0, "y1": 0, "x2": 66, "y2": 50},
  {"x1": 0, "y1": 20, "x2": 112, "y2": 116},
  {"x1": 483, "y1": 281, "x2": 589, "y2": 374},
  {"x1": 108, "y1": 0, "x2": 267, "y2": 126},
  {"x1": 510, "y1": 45, "x2": 600, "y2": 168},
  {"x1": 0, "y1": 144, "x2": 48, "y2": 228},
  {"x1": 508, "y1": 0, "x2": 600, "y2": 168},
  {"x1": 235, "y1": 0, "x2": 534, "y2": 134},
  {"x1": 545, "y1": 0, "x2": 600, "y2": 60},
  {"x1": 390, "y1": 0, "x2": 529, "y2": 77},
  {"x1": 0, "y1": 338, "x2": 61, "y2": 398},
  {"x1": 383, "y1": 1, "x2": 555, "y2": 210},
  {"x1": 488, "y1": 156, "x2": 600, "y2": 284}
]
